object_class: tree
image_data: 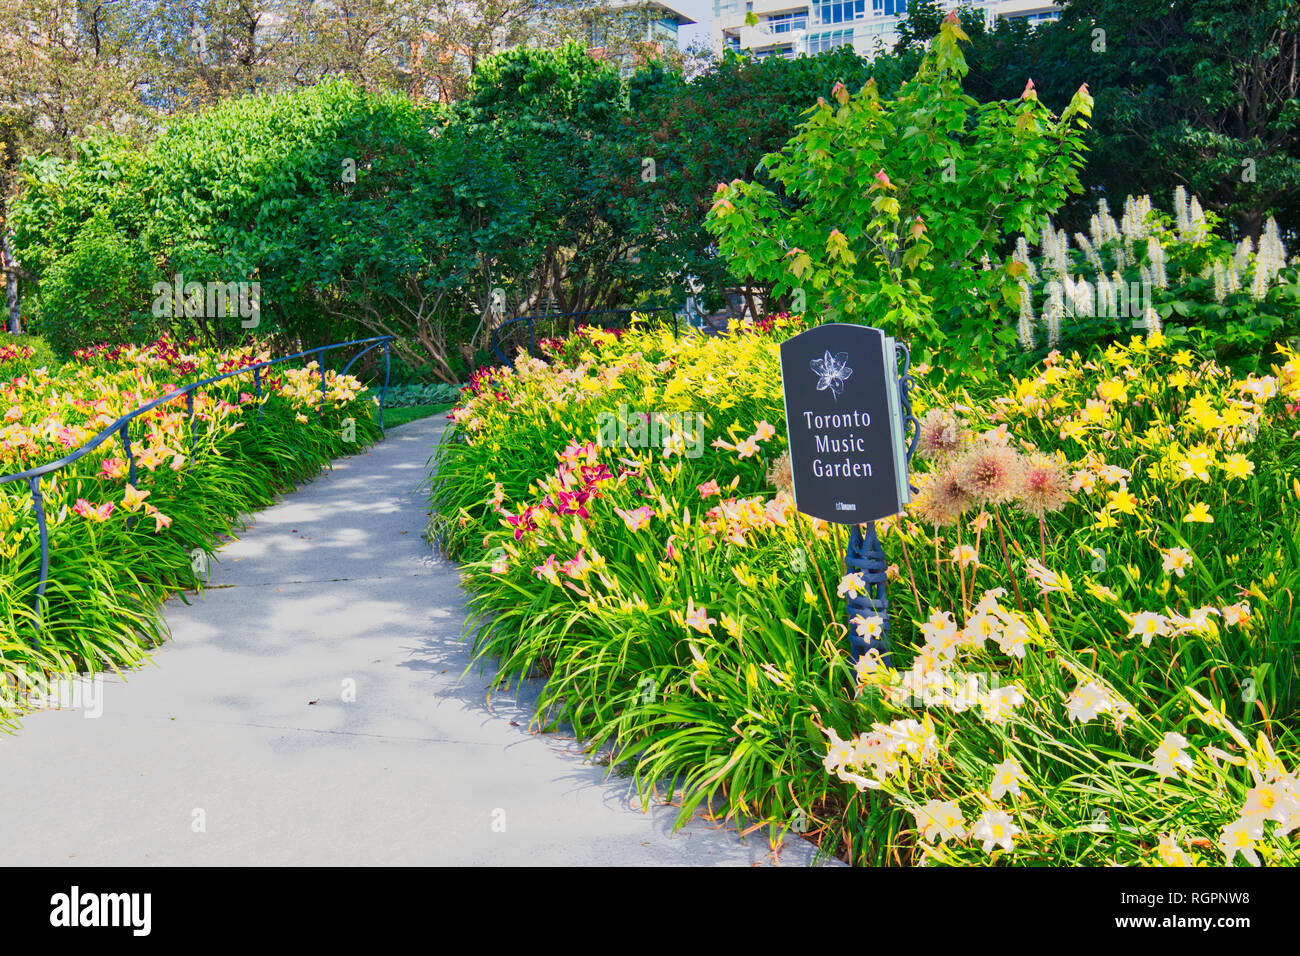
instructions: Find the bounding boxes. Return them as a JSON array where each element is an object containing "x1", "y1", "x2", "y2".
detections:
[
  {"x1": 705, "y1": 15, "x2": 1093, "y2": 375},
  {"x1": 966, "y1": 0, "x2": 1300, "y2": 239},
  {"x1": 622, "y1": 45, "x2": 909, "y2": 317},
  {"x1": 0, "y1": 0, "x2": 162, "y2": 332},
  {"x1": 459, "y1": 41, "x2": 639, "y2": 319},
  {"x1": 893, "y1": 0, "x2": 987, "y2": 53},
  {"x1": 411, "y1": 0, "x2": 551, "y2": 102}
]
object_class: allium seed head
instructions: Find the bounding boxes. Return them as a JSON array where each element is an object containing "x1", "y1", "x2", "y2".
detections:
[
  {"x1": 915, "y1": 466, "x2": 975, "y2": 527},
  {"x1": 767, "y1": 451, "x2": 794, "y2": 493},
  {"x1": 955, "y1": 440, "x2": 1025, "y2": 506},
  {"x1": 1017, "y1": 452, "x2": 1072, "y2": 517},
  {"x1": 917, "y1": 408, "x2": 965, "y2": 462}
]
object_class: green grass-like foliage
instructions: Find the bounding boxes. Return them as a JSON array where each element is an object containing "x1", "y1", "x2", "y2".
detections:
[
  {"x1": 0, "y1": 338, "x2": 380, "y2": 722},
  {"x1": 431, "y1": 319, "x2": 1300, "y2": 866},
  {"x1": 381, "y1": 404, "x2": 452, "y2": 429}
]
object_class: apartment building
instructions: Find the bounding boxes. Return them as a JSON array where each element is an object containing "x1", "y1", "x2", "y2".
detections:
[
  {"x1": 712, "y1": 0, "x2": 1059, "y2": 58},
  {"x1": 587, "y1": 1, "x2": 698, "y2": 50}
]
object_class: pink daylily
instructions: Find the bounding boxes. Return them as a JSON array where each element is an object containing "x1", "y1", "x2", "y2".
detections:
[
  {"x1": 698, "y1": 480, "x2": 721, "y2": 498},
  {"x1": 144, "y1": 504, "x2": 172, "y2": 532},
  {"x1": 73, "y1": 499, "x2": 114, "y2": 522},
  {"x1": 683, "y1": 599, "x2": 717, "y2": 635},
  {"x1": 561, "y1": 549, "x2": 591, "y2": 579},
  {"x1": 615, "y1": 506, "x2": 654, "y2": 532},
  {"x1": 533, "y1": 554, "x2": 561, "y2": 586}
]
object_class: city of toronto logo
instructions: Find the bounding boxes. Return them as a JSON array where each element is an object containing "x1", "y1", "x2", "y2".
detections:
[{"x1": 811, "y1": 350, "x2": 853, "y2": 400}]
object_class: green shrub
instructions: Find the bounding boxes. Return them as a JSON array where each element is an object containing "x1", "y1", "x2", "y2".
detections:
[
  {"x1": 1010, "y1": 191, "x2": 1300, "y2": 372},
  {"x1": 0, "y1": 334, "x2": 58, "y2": 378},
  {"x1": 705, "y1": 17, "x2": 1093, "y2": 381},
  {"x1": 30, "y1": 223, "x2": 164, "y2": 358},
  {"x1": 374, "y1": 382, "x2": 463, "y2": 408}
]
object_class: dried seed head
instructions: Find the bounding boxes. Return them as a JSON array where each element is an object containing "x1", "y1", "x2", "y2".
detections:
[
  {"x1": 955, "y1": 440, "x2": 1026, "y2": 506},
  {"x1": 1017, "y1": 451, "x2": 1072, "y2": 517},
  {"x1": 917, "y1": 408, "x2": 965, "y2": 462},
  {"x1": 915, "y1": 466, "x2": 975, "y2": 527},
  {"x1": 767, "y1": 451, "x2": 794, "y2": 494}
]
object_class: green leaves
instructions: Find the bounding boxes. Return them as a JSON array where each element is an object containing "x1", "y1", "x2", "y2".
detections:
[
  {"x1": 825, "y1": 228, "x2": 855, "y2": 265},
  {"x1": 0, "y1": 345, "x2": 380, "y2": 717},
  {"x1": 706, "y1": 21, "x2": 1090, "y2": 380}
]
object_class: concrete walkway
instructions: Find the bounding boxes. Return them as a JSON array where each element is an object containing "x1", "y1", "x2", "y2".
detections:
[{"x1": 0, "y1": 416, "x2": 824, "y2": 866}]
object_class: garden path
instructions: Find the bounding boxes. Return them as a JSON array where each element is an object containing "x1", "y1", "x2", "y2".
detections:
[{"x1": 0, "y1": 415, "x2": 825, "y2": 865}]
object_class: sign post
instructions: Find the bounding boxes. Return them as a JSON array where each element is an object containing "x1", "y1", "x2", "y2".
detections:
[{"x1": 779, "y1": 323, "x2": 918, "y2": 663}]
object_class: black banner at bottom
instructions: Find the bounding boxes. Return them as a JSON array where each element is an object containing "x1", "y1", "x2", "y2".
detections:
[{"x1": 4, "y1": 864, "x2": 1280, "y2": 942}]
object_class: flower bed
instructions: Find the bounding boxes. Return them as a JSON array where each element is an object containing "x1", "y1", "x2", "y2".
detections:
[
  {"x1": 1, "y1": 338, "x2": 379, "y2": 714},
  {"x1": 0, "y1": 342, "x2": 37, "y2": 380},
  {"x1": 431, "y1": 319, "x2": 1300, "y2": 866}
]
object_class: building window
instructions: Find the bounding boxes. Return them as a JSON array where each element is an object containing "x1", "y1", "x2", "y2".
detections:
[
  {"x1": 654, "y1": 17, "x2": 679, "y2": 42},
  {"x1": 766, "y1": 12, "x2": 808, "y2": 33},
  {"x1": 1002, "y1": 10, "x2": 1060, "y2": 25},
  {"x1": 814, "y1": 0, "x2": 865, "y2": 24},
  {"x1": 854, "y1": 20, "x2": 895, "y2": 37},
  {"x1": 755, "y1": 44, "x2": 795, "y2": 58},
  {"x1": 806, "y1": 27, "x2": 854, "y2": 52}
]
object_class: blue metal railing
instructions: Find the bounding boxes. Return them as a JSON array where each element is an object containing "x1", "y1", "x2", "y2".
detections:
[
  {"x1": 0, "y1": 335, "x2": 393, "y2": 630},
  {"x1": 488, "y1": 308, "x2": 678, "y2": 367}
]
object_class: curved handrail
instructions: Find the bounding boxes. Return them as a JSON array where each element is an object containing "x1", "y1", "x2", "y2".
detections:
[
  {"x1": 0, "y1": 334, "x2": 393, "y2": 630},
  {"x1": 1, "y1": 335, "x2": 393, "y2": 486}
]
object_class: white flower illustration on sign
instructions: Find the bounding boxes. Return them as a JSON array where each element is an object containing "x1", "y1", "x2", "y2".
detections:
[{"x1": 810, "y1": 350, "x2": 853, "y2": 400}]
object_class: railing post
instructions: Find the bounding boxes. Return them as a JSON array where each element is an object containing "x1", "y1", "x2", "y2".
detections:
[
  {"x1": 119, "y1": 423, "x2": 136, "y2": 488},
  {"x1": 254, "y1": 366, "x2": 263, "y2": 421},
  {"x1": 186, "y1": 390, "x2": 196, "y2": 467},
  {"x1": 28, "y1": 475, "x2": 48, "y2": 630},
  {"x1": 317, "y1": 348, "x2": 327, "y2": 419},
  {"x1": 380, "y1": 340, "x2": 390, "y2": 433},
  {"x1": 119, "y1": 422, "x2": 136, "y2": 530}
]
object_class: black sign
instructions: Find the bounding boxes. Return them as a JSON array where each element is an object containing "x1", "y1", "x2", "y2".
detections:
[{"x1": 779, "y1": 323, "x2": 909, "y2": 524}]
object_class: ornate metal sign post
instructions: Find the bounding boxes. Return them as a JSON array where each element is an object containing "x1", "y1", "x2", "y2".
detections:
[{"x1": 779, "y1": 324, "x2": 918, "y2": 663}]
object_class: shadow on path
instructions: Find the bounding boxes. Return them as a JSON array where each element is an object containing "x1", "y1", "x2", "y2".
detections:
[{"x1": 0, "y1": 415, "x2": 832, "y2": 866}]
